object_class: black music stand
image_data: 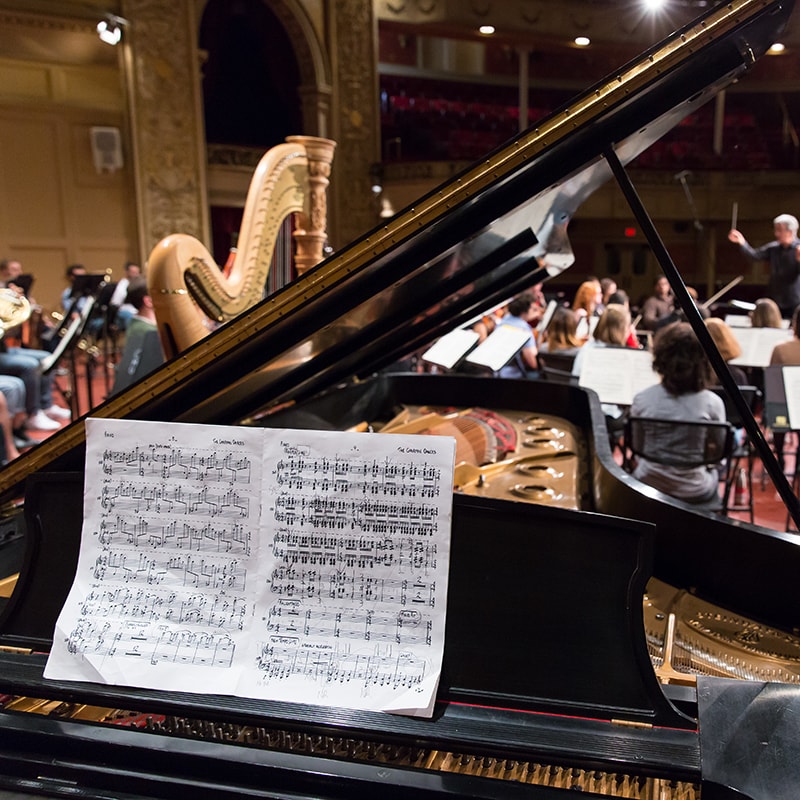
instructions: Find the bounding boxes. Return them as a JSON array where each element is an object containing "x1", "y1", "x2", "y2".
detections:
[
  {"x1": 69, "y1": 273, "x2": 107, "y2": 302},
  {"x1": 85, "y1": 279, "x2": 122, "y2": 395},
  {"x1": 41, "y1": 273, "x2": 109, "y2": 416},
  {"x1": 8, "y1": 273, "x2": 34, "y2": 296}
]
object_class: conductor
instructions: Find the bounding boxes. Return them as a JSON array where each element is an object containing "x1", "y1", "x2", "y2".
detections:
[{"x1": 728, "y1": 213, "x2": 800, "y2": 318}]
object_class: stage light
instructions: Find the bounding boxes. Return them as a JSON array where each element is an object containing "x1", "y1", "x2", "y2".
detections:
[
  {"x1": 574, "y1": 36, "x2": 591, "y2": 47},
  {"x1": 97, "y1": 14, "x2": 128, "y2": 46}
]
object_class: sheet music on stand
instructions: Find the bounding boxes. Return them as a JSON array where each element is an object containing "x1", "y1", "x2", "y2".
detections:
[
  {"x1": 421, "y1": 328, "x2": 479, "y2": 370},
  {"x1": 536, "y1": 300, "x2": 558, "y2": 333},
  {"x1": 576, "y1": 315, "x2": 600, "y2": 340},
  {"x1": 578, "y1": 347, "x2": 660, "y2": 406},
  {"x1": 729, "y1": 327, "x2": 793, "y2": 368},
  {"x1": 463, "y1": 325, "x2": 531, "y2": 372},
  {"x1": 764, "y1": 365, "x2": 800, "y2": 431},
  {"x1": 44, "y1": 418, "x2": 456, "y2": 718},
  {"x1": 724, "y1": 314, "x2": 752, "y2": 328}
]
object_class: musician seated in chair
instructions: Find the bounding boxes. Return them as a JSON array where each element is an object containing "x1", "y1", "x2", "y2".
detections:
[
  {"x1": 111, "y1": 280, "x2": 165, "y2": 395},
  {"x1": 629, "y1": 322, "x2": 726, "y2": 504}
]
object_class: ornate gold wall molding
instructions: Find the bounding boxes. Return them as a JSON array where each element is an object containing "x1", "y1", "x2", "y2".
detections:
[
  {"x1": 122, "y1": 0, "x2": 209, "y2": 260},
  {"x1": 327, "y1": 0, "x2": 381, "y2": 248}
]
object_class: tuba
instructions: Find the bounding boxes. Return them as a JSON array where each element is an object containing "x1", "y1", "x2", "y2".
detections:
[
  {"x1": 148, "y1": 136, "x2": 336, "y2": 360},
  {"x1": 0, "y1": 287, "x2": 31, "y2": 340}
]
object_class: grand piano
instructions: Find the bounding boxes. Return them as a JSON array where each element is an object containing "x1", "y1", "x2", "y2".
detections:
[{"x1": 1, "y1": 1, "x2": 800, "y2": 797}]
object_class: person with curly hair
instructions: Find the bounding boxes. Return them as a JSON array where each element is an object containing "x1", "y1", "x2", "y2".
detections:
[{"x1": 629, "y1": 322, "x2": 726, "y2": 504}]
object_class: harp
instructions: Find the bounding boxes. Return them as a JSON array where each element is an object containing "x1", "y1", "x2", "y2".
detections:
[{"x1": 148, "y1": 135, "x2": 335, "y2": 359}]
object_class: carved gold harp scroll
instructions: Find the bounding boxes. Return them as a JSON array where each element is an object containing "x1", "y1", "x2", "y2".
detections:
[{"x1": 147, "y1": 135, "x2": 335, "y2": 359}]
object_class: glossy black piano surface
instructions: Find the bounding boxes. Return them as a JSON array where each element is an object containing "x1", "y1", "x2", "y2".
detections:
[{"x1": 1, "y1": 1, "x2": 799, "y2": 798}]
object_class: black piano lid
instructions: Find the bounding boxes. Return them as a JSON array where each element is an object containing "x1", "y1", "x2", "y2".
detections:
[{"x1": 0, "y1": 0, "x2": 793, "y2": 501}]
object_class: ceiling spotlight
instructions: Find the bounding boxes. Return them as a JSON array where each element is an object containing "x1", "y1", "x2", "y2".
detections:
[
  {"x1": 642, "y1": 0, "x2": 666, "y2": 10},
  {"x1": 574, "y1": 36, "x2": 591, "y2": 47},
  {"x1": 768, "y1": 42, "x2": 786, "y2": 54},
  {"x1": 478, "y1": 25, "x2": 495, "y2": 35},
  {"x1": 97, "y1": 14, "x2": 128, "y2": 46}
]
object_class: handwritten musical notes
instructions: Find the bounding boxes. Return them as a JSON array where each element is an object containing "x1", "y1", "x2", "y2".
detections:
[{"x1": 45, "y1": 418, "x2": 456, "y2": 717}]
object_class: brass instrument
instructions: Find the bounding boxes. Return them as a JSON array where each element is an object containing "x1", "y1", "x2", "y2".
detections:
[
  {"x1": 0, "y1": 287, "x2": 31, "y2": 340},
  {"x1": 148, "y1": 135, "x2": 335, "y2": 359}
]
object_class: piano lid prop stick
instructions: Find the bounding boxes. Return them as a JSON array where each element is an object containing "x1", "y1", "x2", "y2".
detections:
[{"x1": 731, "y1": 201, "x2": 738, "y2": 231}]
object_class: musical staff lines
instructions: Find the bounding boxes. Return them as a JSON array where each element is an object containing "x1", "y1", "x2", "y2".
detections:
[
  {"x1": 68, "y1": 620, "x2": 235, "y2": 668},
  {"x1": 78, "y1": 586, "x2": 248, "y2": 629},
  {"x1": 271, "y1": 533, "x2": 438, "y2": 573},
  {"x1": 270, "y1": 567, "x2": 436, "y2": 606},
  {"x1": 267, "y1": 599, "x2": 433, "y2": 645},
  {"x1": 92, "y1": 550, "x2": 246, "y2": 590},
  {"x1": 98, "y1": 516, "x2": 250, "y2": 554},
  {"x1": 102, "y1": 445, "x2": 252, "y2": 484},
  {"x1": 257, "y1": 642, "x2": 428, "y2": 690},
  {"x1": 276, "y1": 454, "x2": 442, "y2": 498},
  {"x1": 273, "y1": 495, "x2": 438, "y2": 535},
  {"x1": 101, "y1": 481, "x2": 250, "y2": 519}
]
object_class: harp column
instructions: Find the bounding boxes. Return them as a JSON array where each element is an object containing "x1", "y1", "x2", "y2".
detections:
[{"x1": 288, "y1": 135, "x2": 336, "y2": 275}]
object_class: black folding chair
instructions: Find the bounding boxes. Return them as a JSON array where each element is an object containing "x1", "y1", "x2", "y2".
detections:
[{"x1": 623, "y1": 416, "x2": 735, "y2": 512}]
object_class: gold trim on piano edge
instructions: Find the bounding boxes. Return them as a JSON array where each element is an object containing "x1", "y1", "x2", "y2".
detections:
[{"x1": 0, "y1": 0, "x2": 774, "y2": 494}]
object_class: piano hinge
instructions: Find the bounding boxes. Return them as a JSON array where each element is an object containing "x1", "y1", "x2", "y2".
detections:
[{"x1": 611, "y1": 718, "x2": 653, "y2": 729}]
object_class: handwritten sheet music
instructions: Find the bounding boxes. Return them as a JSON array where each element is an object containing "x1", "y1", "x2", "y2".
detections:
[{"x1": 44, "y1": 418, "x2": 456, "y2": 718}]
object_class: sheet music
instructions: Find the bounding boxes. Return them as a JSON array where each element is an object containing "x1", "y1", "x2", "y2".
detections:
[
  {"x1": 579, "y1": 348, "x2": 659, "y2": 406},
  {"x1": 784, "y1": 366, "x2": 800, "y2": 429},
  {"x1": 421, "y1": 328, "x2": 479, "y2": 369},
  {"x1": 729, "y1": 327, "x2": 793, "y2": 367},
  {"x1": 724, "y1": 314, "x2": 752, "y2": 328},
  {"x1": 45, "y1": 418, "x2": 456, "y2": 718},
  {"x1": 536, "y1": 300, "x2": 558, "y2": 333},
  {"x1": 465, "y1": 324, "x2": 531, "y2": 371},
  {"x1": 575, "y1": 315, "x2": 600, "y2": 340}
]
